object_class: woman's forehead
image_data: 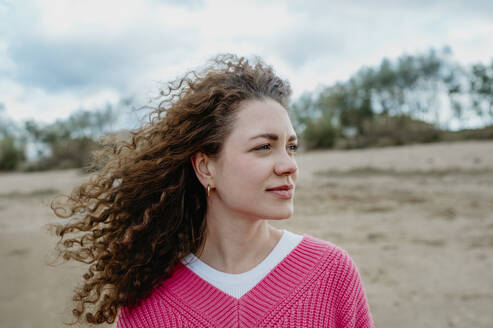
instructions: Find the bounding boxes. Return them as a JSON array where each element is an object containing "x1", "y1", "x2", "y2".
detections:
[
  {"x1": 232, "y1": 100, "x2": 294, "y2": 135},
  {"x1": 236, "y1": 98, "x2": 285, "y2": 118}
]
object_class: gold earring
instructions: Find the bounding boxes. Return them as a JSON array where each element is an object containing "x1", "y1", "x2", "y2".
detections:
[{"x1": 207, "y1": 184, "x2": 211, "y2": 197}]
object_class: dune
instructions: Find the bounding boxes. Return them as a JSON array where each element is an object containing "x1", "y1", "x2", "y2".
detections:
[{"x1": 1, "y1": 140, "x2": 492, "y2": 328}]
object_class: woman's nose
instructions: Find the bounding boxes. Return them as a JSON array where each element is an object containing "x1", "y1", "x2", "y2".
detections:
[{"x1": 274, "y1": 153, "x2": 297, "y2": 176}]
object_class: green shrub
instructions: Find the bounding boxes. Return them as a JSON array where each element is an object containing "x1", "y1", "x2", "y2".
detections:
[
  {"x1": 23, "y1": 137, "x2": 101, "y2": 171},
  {"x1": 0, "y1": 137, "x2": 25, "y2": 171},
  {"x1": 302, "y1": 118, "x2": 338, "y2": 150},
  {"x1": 341, "y1": 115, "x2": 442, "y2": 148},
  {"x1": 441, "y1": 124, "x2": 493, "y2": 141}
]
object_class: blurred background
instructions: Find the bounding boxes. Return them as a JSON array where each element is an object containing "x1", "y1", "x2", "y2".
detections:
[{"x1": 0, "y1": 0, "x2": 492, "y2": 327}]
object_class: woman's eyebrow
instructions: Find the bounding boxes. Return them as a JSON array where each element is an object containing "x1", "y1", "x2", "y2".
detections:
[{"x1": 249, "y1": 133, "x2": 297, "y2": 141}]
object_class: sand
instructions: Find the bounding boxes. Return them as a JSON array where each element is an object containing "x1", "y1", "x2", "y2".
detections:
[{"x1": 1, "y1": 140, "x2": 492, "y2": 327}]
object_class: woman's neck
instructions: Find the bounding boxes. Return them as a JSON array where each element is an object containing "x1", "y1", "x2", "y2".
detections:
[{"x1": 195, "y1": 214, "x2": 282, "y2": 274}]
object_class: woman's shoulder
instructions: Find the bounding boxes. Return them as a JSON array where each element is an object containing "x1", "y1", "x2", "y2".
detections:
[
  {"x1": 116, "y1": 287, "x2": 170, "y2": 327},
  {"x1": 116, "y1": 276, "x2": 198, "y2": 328},
  {"x1": 303, "y1": 234, "x2": 374, "y2": 327},
  {"x1": 115, "y1": 263, "x2": 194, "y2": 327},
  {"x1": 299, "y1": 233, "x2": 364, "y2": 286},
  {"x1": 300, "y1": 233, "x2": 356, "y2": 265}
]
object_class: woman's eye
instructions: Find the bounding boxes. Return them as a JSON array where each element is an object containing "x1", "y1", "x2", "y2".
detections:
[
  {"x1": 256, "y1": 144, "x2": 272, "y2": 151},
  {"x1": 254, "y1": 143, "x2": 298, "y2": 152},
  {"x1": 289, "y1": 144, "x2": 299, "y2": 152}
]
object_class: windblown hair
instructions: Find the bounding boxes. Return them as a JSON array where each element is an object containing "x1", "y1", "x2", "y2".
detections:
[{"x1": 49, "y1": 54, "x2": 292, "y2": 325}]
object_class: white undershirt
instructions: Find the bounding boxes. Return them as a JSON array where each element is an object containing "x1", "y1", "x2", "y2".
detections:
[{"x1": 180, "y1": 229, "x2": 304, "y2": 299}]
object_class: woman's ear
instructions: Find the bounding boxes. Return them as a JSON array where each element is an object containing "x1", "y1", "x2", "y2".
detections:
[{"x1": 190, "y1": 152, "x2": 215, "y2": 187}]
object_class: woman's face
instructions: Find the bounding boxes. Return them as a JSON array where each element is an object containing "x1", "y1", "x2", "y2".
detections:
[{"x1": 211, "y1": 98, "x2": 298, "y2": 220}]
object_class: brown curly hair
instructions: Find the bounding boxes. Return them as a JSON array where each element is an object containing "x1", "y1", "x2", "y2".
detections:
[{"x1": 48, "y1": 54, "x2": 292, "y2": 325}]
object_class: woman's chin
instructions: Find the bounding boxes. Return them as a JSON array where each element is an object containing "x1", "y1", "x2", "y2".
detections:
[{"x1": 262, "y1": 207, "x2": 293, "y2": 220}]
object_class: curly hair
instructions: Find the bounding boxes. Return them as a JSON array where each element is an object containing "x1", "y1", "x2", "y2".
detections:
[{"x1": 48, "y1": 54, "x2": 292, "y2": 325}]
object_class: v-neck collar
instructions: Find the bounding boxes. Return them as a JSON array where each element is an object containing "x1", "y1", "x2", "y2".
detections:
[
  {"x1": 155, "y1": 234, "x2": 334, "y2": 327},
  {"x1": 179, "y1": 229, "x2": 295, "y2": 287}
]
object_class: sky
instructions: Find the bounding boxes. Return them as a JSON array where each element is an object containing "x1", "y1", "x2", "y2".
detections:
[{"x1": 1, "y1": 0, "x2": 492, "y2": 129}]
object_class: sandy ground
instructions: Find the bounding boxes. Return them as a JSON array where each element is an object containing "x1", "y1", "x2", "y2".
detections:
[{"x1": 0, "y1": 140, "x2": 492, "y2": 328}]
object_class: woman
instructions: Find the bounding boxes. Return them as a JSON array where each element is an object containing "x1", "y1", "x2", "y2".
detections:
[{"x1": 50, "y1": 54, "x2": 374, "y2": 327}]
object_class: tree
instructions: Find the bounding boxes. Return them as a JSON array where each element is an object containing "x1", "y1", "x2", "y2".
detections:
[
  {"x1": 23, "y1": 101, "x2": 126, "y2": 170},
  {"x1": 470, "y1": 60, "x2": 493, "y2": 124},
  {"x1": 0, "y1": 105, "x2": 26, "y2": 170},
  {"x1": 290, "y1": 47, "x2": 492, "y2": 149}
]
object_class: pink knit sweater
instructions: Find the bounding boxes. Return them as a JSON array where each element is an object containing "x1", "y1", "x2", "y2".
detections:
[{"x1": 116, "y1": 234, "x2": 374, "y2": 327}]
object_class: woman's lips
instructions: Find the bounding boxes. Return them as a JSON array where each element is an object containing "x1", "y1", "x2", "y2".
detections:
[{"x1": 266, "y1": 189, "x2": 293, "y2": 199}]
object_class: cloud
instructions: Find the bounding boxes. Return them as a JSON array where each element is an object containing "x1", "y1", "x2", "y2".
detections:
[
  {"x1": 2, "y1": 0, "x2": 200, "y2": 95},
  {"x1": 7, "y1": 29, "x2": 196, "y2": 93},
  {"x1": 267, "y1": 23, "x2": 346, "y2": 68},
  {"x1": 152, "y1": 0, "x2": 205, "y2": 10},
  {"x1": 1, "y1": 0, "x2": 492, "y2": 125},
  {"x1": 268, "y1": 0, "x2": 493, "y2": 84},
  {"x1": 284, "y1": 0, "x2": 493, "y2": 21},
  {"x1": 0, "y1": 0, "x2": 202, "y2": 122}
]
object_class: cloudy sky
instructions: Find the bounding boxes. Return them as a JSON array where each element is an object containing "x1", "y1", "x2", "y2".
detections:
[{"x1": 1, "y1": 0, "x2": 492, "y2": 127}]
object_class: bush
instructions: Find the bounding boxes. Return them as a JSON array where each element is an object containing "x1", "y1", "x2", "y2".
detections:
[
  {"x1": 341, "y1": 115, "x2": 442, "y2": 148},
  {"x1": 0, "y1": 137, "x2": 25, "y2": 171},
  {"x1": 441, "y1": 124, "x2": 493, "y2": 141},
  {"x1": 23, "y1": 137, "x2": 100, "y2": 171},
  {"x1": 302, "y1": 118, "x2": 338, "y2": 150}
]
